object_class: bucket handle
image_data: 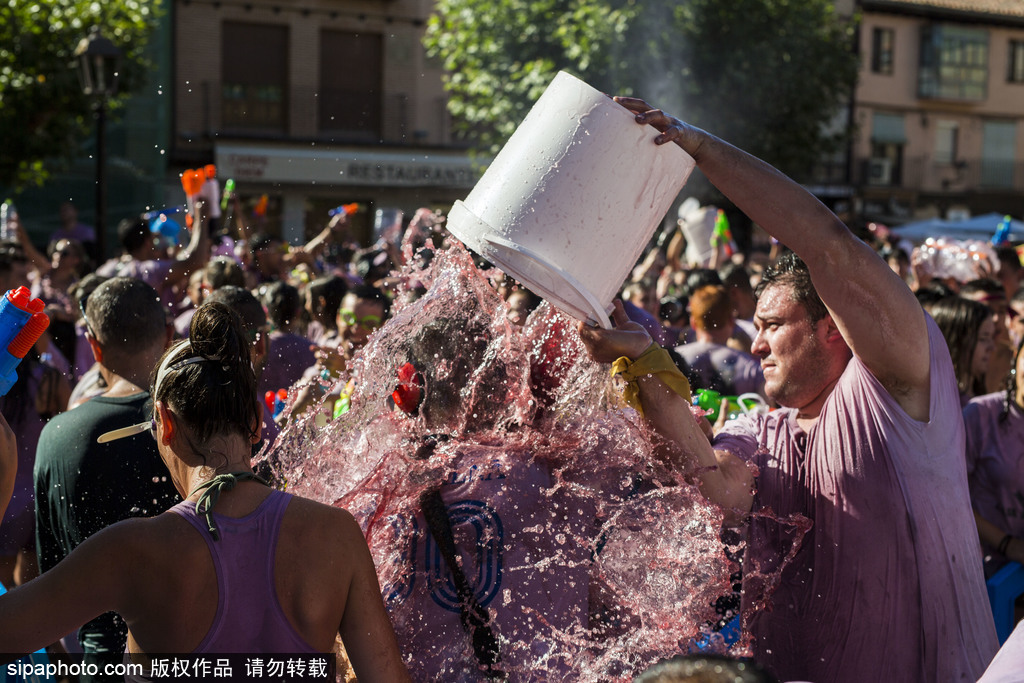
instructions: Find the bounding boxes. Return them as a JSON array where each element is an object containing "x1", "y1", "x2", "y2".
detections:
[
  {"x1": 478, "y1": 233, "x2": 613, "y2": 329},
  {"x1": 735, "y1": 393, "x2": 769, "y2": 415}
]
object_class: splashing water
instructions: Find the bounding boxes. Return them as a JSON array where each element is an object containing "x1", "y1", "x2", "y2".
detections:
[{"x1": 266, "y1": 243, "x2": 746, "y2": 681}]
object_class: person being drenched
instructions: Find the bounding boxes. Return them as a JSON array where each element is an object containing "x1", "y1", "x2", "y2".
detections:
[{"x1": 272, "y1": 245, "x2": 733, "y2": 681}]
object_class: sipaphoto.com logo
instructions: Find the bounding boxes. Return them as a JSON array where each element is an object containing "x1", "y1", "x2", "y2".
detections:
[{"x1": 6, "y1": 659, "x2": 144, "y2": 680}]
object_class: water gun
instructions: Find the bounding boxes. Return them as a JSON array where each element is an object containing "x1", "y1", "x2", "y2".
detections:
[
  {"x1": 220, "y1": 179, "x2": 235, "y2": 212},
  {"x1": 0, "y1": 287, "x2": 50, "y2": 396},
  {"x1": 197, "y1": 164, "x2": 221, "y2": 219},
  {"x1": 328, "y1": 203, "x2": 360, "y2": 217},
  {"x1": 264, "y1": 389, "x2": 288, "y2": 419},
  {"x1": 180, "y1": 168, "x2": 207, "y2": 229},
  {"x1": 992, "y1": 215, "x2": 1013, "y2": 247},
  {"x1": 253, "y1": 194, "x2": 269, "y2": 218},
  {"x1": 711, "y1": 209, "x2": 737, "y2": 257},
  {"x1": 694, "y1": 389, "x2": 766, "y2": 423}
]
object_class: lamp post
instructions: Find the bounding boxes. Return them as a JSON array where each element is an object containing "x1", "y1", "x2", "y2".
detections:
[{"x1": 74, "y1": 27, "x2": 122, "y2": 261}]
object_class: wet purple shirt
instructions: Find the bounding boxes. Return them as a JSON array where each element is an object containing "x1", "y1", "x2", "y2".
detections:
[
  {"x1": 382, "y1": 444, "x2": 594, "y2": 680},
  {"x1": 963, "y1": 393, "x2": 1024, "y2": 567},
  {"x1": 714, "y1": 316, "x2": 997, "y2": 682}
]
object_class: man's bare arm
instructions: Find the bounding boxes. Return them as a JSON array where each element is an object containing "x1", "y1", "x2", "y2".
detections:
[{"x1": 618, "y1": 97, "x2": 930, "y2": 419}]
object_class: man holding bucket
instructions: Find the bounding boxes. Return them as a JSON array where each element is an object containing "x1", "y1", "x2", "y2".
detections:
[{"x1": 578, "y1": 98, "x2": 998, "y2": 682}]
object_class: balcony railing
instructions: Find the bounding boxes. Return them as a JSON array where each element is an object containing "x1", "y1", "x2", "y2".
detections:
[{"x1": 182, "y1": 81, "x2": 453, "y2": 146}]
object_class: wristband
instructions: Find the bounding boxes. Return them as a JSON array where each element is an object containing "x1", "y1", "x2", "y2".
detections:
[
  {"x1": 998, "y1": 534, "x2": 1013, "y2": 556},
  {"x1": 611, "y1": 343, "x2": 691, "y2": 417}
]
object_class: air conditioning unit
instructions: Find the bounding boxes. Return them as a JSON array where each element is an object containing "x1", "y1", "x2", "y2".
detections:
[{"x1": 868, "y1": 158, "x2": 893, "y2": 185}]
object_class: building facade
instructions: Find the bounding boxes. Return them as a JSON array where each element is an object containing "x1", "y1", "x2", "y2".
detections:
[
  {"x1": 852, "y1": 0, "x2": 1024, "y2": 224},
  {"x1": 171, "y1": 0, "x2": 480, "y2": 244}
]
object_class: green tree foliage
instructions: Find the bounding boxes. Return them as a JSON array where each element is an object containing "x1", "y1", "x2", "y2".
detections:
[
  {"x1": 0, "y1": 1, "x2": 159, "y2": 190},
  {"x1": 425, "y1": 0, "x2": 858, "y2": 180}
]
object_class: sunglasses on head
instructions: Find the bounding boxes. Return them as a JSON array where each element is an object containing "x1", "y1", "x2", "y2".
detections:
[{"x1": 339, "y1": 309, "x2": 382, "y2": 329}]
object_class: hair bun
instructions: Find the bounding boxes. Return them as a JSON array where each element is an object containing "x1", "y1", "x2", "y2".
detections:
[{"x1": 189, "y1": 301, "x2": 252, "y2": 369}]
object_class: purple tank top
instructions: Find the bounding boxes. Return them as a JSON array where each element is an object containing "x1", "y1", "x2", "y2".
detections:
[{"x1": 170, "y1": 489, "x2": 317, "y2": 653}]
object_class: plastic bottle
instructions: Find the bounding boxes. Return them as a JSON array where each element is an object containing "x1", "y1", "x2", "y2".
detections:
[{"x1": 0, "y1": 200, "x2": 16, "y2": 241}]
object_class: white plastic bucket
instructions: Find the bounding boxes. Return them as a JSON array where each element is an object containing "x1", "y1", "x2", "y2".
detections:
[{"x1": 445, "y1": 71, "x2": 696, "y2": 328}]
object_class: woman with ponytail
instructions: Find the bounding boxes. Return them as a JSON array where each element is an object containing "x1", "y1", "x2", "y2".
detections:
[
  {"x1": 0, "y1": 302, "x2": 409, "y2": 681},
  {"x1": 964, "y1": 336, "x2": 1024, "y2": 575}
]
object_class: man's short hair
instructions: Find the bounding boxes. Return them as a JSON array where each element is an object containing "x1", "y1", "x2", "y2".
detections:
[
  {"x1": 117, "y1": 218, "x2": 151, "y2": 254},
  {"x1": 756, "y1": 252, "x2": 828, "y2": 324},
  {"x1": 85, "y1": 277, "x2": 167, "y2": 353},
  {"x1": 718, "y1": 262, "x2": 753, "y2": 293},
  {"x1": 203, "y1": 256, "x2": 246, "y2": 291},
  {"x1": 689, "y1": 285, "x2": 734, "y2": 332},
  {"x1": 205, "y1": 285, "x2": 267, "y2": 336},
  {"x1": 260, "y1": 281, "x2": 301, "y2": 330}
]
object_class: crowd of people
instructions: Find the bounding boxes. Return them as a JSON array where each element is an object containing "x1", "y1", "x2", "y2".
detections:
[{"x1": 0, "y1": 92, "x2": 1021, "y2": 683}]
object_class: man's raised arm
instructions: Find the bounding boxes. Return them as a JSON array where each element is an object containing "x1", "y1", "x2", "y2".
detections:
[{"x1": 618, "y1": 97, "x2": 929, "y2": 419}]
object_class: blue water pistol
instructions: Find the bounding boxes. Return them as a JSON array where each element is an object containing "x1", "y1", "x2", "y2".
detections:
[{"x1": 0, "y1": 287, "x2": 50, "y2": 396}]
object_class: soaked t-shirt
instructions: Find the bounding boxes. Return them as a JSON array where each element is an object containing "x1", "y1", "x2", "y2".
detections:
[
  {"x1": 381, "y1": 444, "x2": 595, "y2": 681},
  {"x1": 714, "y1": 316, "x2": 997, "y2": 683},
  {"x1": 963, "y1": 393, "x2": 1024, "y2": 573}
]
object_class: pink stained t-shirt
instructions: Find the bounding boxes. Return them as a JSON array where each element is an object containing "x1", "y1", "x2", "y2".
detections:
[
  {"x1": 963, "y1": 393, "x2": 1024, "y2": 570},
  {"x1": 380, "y1": 444, "x2": 595, "y2": 681},
  {"x1": 714, "y1": 316, "x2": 998, "y2": 683}
]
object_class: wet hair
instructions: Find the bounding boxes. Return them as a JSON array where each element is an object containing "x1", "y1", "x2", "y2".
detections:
[
  {"x1": 261, "y1": 281, "x2": 301, "y2": 330},
  {"x1": 755, "y1": 252, "x2": 828, "y2": 324},
  {"x1": 689, "y1": 285, "x2": 734, "y2": 332},
  {"x1": 633, "y1": 654, "x2": 779, "y2": 683},
  {"x1": 346, "y1": 283, "x2": 391, "y2": 318},
  {"x1": 930, "y1": 295, "x2": 993, "y2": 396},
  {"x1": 659, "y1": 296, "x2": 687, "y2": 324},
  {"x1": 203, "y1": 256, "x2": 246, "y2": 291},
  {"x1": 307, "y1": 275, "x2": 349, "y2": 321},
  {"x1": 718, "y1": 262, "x2": 753, "y2": 293},
  {"x1": 85, "y1": 277, "x2": 166, "y2": 354},
  {"x1": 682, "y1": 268, "x2": 723, "y2": 299},
  {"x1": 205, "y1": 286, "x2": 267, "y2": 337},
  {"x1": 151, "y1": 301, "x2": 261, "y2": 451},
  {"x1": 916, "y1": 281, "x2": 955, "y2": 310},
  {"x1": 960, "y1": 278, "x2": 1005, "y2": 304},
  {"x1": 405, "y1": 314, "x2": 512, "y2": 430},
  {"x1": 117, "y1": 217, "x2": 151, "y2": 254}
]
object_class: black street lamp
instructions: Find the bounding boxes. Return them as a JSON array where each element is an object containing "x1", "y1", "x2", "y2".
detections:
[{"x1": 74, "y1": 27, "x2": 122, "y2": 261}]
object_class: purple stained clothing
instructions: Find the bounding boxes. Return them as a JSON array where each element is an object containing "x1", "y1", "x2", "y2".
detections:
[
  {"x1": 49, "y1": 223, "x2": 96, "y2": 245},
  {"x1": 96, "y1": 257, "x2": 179, "y2": 312},
  {"x1": 167, "y1": 489, "x2": 317, "y2": 652},
  {"x1": 258, "y1": 331, "x2": 316, "y2": 398},
  {"x1": 383, "y1": 445, "x2": 594, "y2": 680},
  {"x1": 963, "y1": 392, "x2": 1024, "y2": 571},
  {"x1": 713, "y1": 316, "x2": 997, "y2": 683},
  {"x1": 620, "y1": 299, "x2": 668, "y2": 346},
  {"x1": 174, "y1": 307, "x2": 196, "y2": 338},
  {"x1": 674, "y1": 340, "x2": 764, "y2": 398}
]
